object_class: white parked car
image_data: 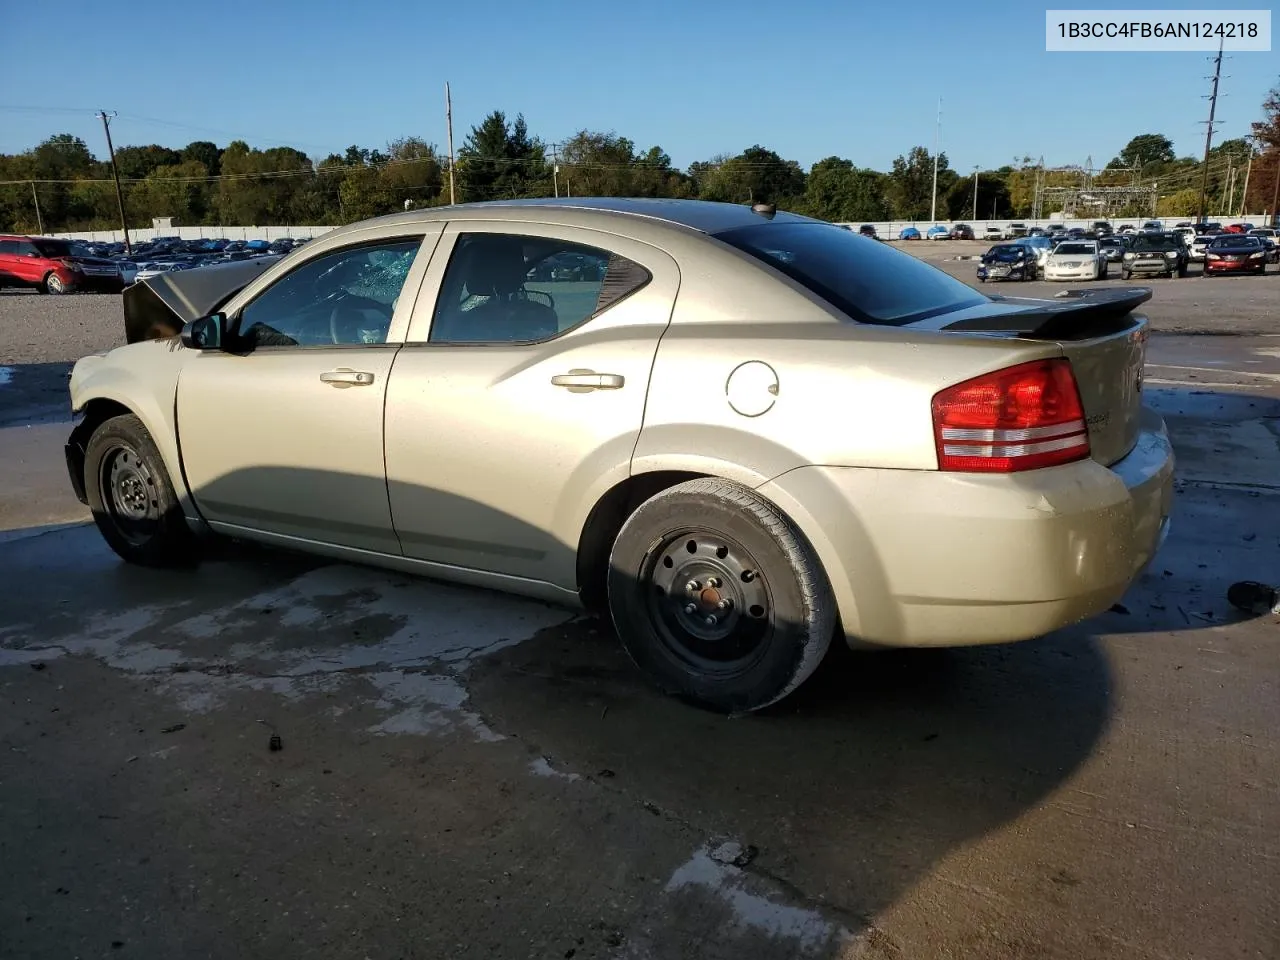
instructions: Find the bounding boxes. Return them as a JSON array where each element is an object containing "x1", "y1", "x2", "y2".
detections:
[
  {"x1": 1043, "y1": 240, "x2": 1108, "y2": 281},
  {"x1": 1189, "y1": 235, "x2": 1216, "y2": 262},
  {"x1": 983, "y1": 224, "x2": 1003, "y2": 241}
]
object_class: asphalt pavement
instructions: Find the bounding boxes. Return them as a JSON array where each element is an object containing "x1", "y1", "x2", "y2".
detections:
[{"x1": 0, "y1": 288, "x2": 1277, "y2": 958}]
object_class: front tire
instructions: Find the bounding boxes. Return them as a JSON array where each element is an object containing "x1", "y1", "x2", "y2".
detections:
[
  {"x1": 84, "y1": 414, "x2": 195, "y2": 567},
  {"x1": 44, "y1": 272, "x2": 67, "y2": 295},
  {"x1": 607, "y1": 478, "x2": 836, "y2": 714}
]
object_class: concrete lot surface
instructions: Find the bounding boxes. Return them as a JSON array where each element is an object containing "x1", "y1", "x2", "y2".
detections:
[{"x1": 0, "y1": 277, "x2": 1278, "y2": 958}]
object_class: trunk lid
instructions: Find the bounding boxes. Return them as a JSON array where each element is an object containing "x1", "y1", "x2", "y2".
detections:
[{"x1": 932, "y1": 288, "x2": 1151, "y2": 466}]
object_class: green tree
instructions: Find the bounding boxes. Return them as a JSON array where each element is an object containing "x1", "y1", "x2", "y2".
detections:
[
  {"x1": 800, "y1": 157, "x2": 889, "y2": 221},
  {"x1": 180, "y1": 141, "x2": 222, "y2": 176},
  {"x1": 457, "y1": 111, "x2": 548, "y2": 201},
  {"x1": 1107, "y1": 134, "x2": 1176, "y2": 171},
  {"x1": 696, "y1": 145, "x2": 805, "y2": 206},
  {"x1": 945, "y1": 172, "x2": 1011, "y2": 220},
  {"x1": 887, "y1": 146, "x2": 954, "y2": 220},
  {"x1": 113, "y1": 145, "x2": 182, "y2": 181},
  {"x1": 1246, "y1": 80, "x2": 1280, "y2": 215}
]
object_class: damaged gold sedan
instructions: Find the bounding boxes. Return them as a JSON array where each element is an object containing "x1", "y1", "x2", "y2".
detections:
[{"x1": 65, "y1": 199, "x2": 1174, "y2": 712}]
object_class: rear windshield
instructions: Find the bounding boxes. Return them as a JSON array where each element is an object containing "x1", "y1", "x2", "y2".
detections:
[
  {"x1": 1054, "y1": 243, "x2": 1094, "y2": 255},
  {"x1": 716, "y1": 221, "x2": 986, "y2": 326},
  {"x1": 31, "y1": 238, "x2": 74, "y2": 258}
]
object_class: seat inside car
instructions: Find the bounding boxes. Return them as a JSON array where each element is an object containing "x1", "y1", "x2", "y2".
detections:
[{"x1": 436, "y1": 236, "x2": 560, "y2": 342}]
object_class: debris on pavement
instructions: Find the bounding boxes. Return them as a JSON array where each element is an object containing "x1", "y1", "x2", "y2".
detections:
[
  {"x1": 159, "y1": 723, "x2": 185, "y2": 734},
  {"x1": 268, "y1": 734, "x2": 283, "y2": 752},
  {"x1": 1227, "y1": 581, "x2": 1280, "y2": 616},
  {"x1": 30, "y1": 662, "x2": 45, "y2": 671},
  {"x1": 1109, "y1": 603, "x2": 1131, "y2": 615},
  {"x1": 709, "y1": 841, "x2": 758, "y2": 868}
]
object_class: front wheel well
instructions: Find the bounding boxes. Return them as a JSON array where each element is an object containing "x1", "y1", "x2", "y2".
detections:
[
  {"x1": 67, "y1": 399, "x2": 137, "y2": 498},
  {"x1": 575, "y1": 470, "x2": 707, "y2": 614}
]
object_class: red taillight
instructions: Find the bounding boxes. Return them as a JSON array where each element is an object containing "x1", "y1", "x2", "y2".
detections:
[{"x1": 931, "y1": 358, "x2": 1091, "y2": 472}]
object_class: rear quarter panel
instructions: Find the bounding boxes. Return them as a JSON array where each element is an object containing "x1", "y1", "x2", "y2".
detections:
[{"x1": 633, "y1": 247, "x2": 1061, "y2": 480}]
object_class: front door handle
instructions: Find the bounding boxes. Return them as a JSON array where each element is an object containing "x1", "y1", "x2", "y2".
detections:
[
  {"x1": 320, "y1": 369, "x2": 375, "y2": 386},
  {"x1": 551, "y1": 370, "x2": 625, "y2": 392}
]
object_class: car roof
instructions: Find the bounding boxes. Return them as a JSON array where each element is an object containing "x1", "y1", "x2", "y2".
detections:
[{"x1": 317, "y1": 198, "x2": 819, "y2": 244}]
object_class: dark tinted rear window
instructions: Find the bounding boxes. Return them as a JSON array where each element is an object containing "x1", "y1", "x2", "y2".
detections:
[
  {"x1": 715, "y1": 222, "x2": 986, "y2": 326},
  {"x1": 31, "y1": 239, "x2": 74, "y2": 258}
]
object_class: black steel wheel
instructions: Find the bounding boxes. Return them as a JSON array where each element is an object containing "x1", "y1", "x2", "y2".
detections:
[
  {"x1": 607, "y1": 478, "x2": 836, "y2": 713},
  {"x1": 84, "y1": 413, "x2": 195, "y2": 567}
]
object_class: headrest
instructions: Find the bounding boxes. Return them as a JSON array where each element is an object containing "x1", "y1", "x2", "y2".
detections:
[{"x1": 460, "y1": 236, "x2": 528, "y2": 295}]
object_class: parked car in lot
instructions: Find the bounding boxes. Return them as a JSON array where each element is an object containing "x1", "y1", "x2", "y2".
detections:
[
  {"x1": 1204, "y1": 234, "x2": 1268, "y2": 275},
  {"x1": 1140, "y1": 220, "x2": 1163, "y2": 232},
  {"x1": 898, "y1": 226, "x2": 921, "y2": 240},
  {"x1": 1122, "y1": 232, "x2": 1189, "y2": 279},
  {"x1": 926, "y1": 225, "x2": 950, "y2": 240},
  {"x1": 976, "y1": 243, "x2": 1038, "y2": 282},
  {"x1": 1097, "y1": 236, "x2": 1126, "y2": 263},
  {"x1": 1011, "y1": 235, "x2": 1054, "y2": 273},
  {"x1": 1007, "y1": 222, "x2": 1029, "y2": 238},
  {"x1": 1044, "y1": 239, "x2": 1108, "y2": 281},
  {"x1": 1247, "y1": 229, "x2": 1279, "y2": 262},
  {"x1": 982, "y1": 224, "x2": 1003, "y2": 241},
  {"x1": 857, "y1": 224, "x2": 878, "y2": 239},
  {"x1": 1090, "y1": 221, "x2": 1114, "y2": 238},
  {"x1": 0, "y1": 235, "x2": 123, "y2": 293},
  {"x1": 62, "y1": 198, "x2": 1174, "y2": 713},
  {"x1": 949, "y1": 223, "x2": 975, "y2": 240},
  {"x1": 1188, "y1": 233, "x2": 1220, "y2": 262}
]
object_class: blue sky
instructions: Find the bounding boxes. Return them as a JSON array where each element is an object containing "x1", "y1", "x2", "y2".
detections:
[{"x1": 1, "y1": 0, "x2": 1274, "y2": 173}]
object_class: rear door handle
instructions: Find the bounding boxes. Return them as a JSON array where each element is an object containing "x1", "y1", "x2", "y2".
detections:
[
  {"x1": 319, "y1": 369, "x2": 375, "y2": 386},
  {"x1": 551, "y1": 370, "x2": 625, "y2": 391}
]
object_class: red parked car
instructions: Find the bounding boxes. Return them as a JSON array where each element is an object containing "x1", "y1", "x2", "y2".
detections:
[
  {"x1": 0, "y1": 235, "x2": 123, "y2": 294},
  {"x1": 1203, "y1": 235, "x2": 1269, "y2": 275}
]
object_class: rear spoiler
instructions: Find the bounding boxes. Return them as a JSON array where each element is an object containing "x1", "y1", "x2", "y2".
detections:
[
  {"x1": 943, "y1": 287, "x2": 1152, "y2": 340},
  {"x1": 123, "y1": 256, "x2": 281, "y2": 344}
]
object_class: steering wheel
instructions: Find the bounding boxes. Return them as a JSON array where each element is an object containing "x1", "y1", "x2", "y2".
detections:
[
  {"x1": 518, "y1": 288, "x2": 555, "y2": 310},
  {"x1": 329, "y1": 302, "x2": 388, "y2": 344}
]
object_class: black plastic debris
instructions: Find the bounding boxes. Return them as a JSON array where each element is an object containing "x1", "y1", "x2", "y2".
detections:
[
  {"x1": 1109, "y1": 603, "x2": 1131, "y2": 615},
  {"x1": 30, "y1": 662, "x2": 46, "y2": 671},
  {"x1": 1227, "y1": 581, "x2": 1280, "y2": 616},
  {"x1": 268, "y1": 734, "x2": 283, "y2": 752},
  {"x1": 160, "y1": 723, "x2": 185, "y2": 734}
]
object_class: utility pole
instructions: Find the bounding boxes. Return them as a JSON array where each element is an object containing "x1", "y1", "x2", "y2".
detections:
[
  {"x1": 445, "y1": 82, "x2": 456, "y2": 206},
  {"x1": 1271, "y1": 150, "x2": 1280, "y2": 226},
  {"x1": 972, "y1": 166, "x2": 979, "y2": 220},
  {"x1": 930, "y1": 97, "x2": 941, "y2": 222},
  {"x1": 31, "y1": 182, "x2": 43, "y2": 234},
  {"x1": 1196, "y1": 38, "x2": 1224, "y2": 224},
  {"x1": 98, "y1": 111, "x2": 131, "y2": 254},
  {"x1": 1238, "y1": 138, "x2": 1254, "y2": 217},
  {"x1": 551, "y1": 143, "x2": 559, "y2": 198},
  {"x1": 1224, "y1": 162, "x2": 1236, "y2": 216}
]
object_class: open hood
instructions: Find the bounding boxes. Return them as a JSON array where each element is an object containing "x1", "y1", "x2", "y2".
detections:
[{"x1": 123, "y1": 256, "x2": 281, "y2": 344}]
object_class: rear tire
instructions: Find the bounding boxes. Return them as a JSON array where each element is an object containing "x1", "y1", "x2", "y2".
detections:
[
  {"x1": 43, "y1": 272, "x2": 67, "y2": 295},
  {"x1": 84, "y1": 414, "x2": 196, "y2": 568},
  {"x1": 607, "y1": 478, "x2": 836, "y2": 714}
]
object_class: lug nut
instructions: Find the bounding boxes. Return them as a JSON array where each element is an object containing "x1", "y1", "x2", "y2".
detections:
[
  {"x1": 704, "y1": 615, "x2": 718, "y2": 626},
  {"x1": 685, "y1": 580, "x2": 701, "y2": 593},
  {"x1": 716, "y1": 599, "x2": 732, "y2": 611},
  {"x1": 706, "y1": 576, "x2": 721, "y2": 589},
  {"x1": 684, "y1": 603, "x2": 697, "y2": 614}
]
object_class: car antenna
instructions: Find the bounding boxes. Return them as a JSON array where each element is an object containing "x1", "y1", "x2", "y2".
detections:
[{"x1": 751, "y1": 202, "x2": 777, "y2": 220}]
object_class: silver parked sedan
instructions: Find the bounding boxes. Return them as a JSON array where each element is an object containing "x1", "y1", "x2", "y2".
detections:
[{"x1": 65, "y1": 199, "x2": 1174, "y2": 713}]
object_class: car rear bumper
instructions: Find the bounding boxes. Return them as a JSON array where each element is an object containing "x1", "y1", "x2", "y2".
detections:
[{"x1": 757, "y1": 404, "x2": 1175, "y2": 649}]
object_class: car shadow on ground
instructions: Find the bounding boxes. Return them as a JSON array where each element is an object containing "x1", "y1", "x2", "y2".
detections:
[{"x1": 1, "y1": 461, "x2": 1123, "y2": 956}]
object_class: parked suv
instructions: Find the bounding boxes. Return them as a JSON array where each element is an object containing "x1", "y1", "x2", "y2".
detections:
[
  {"x1": 1122, "y1": 232, "x2": 1188, "y2": 279},
  {"x1": 0, "y1": 235, "x2": 123, "y2": 294}
]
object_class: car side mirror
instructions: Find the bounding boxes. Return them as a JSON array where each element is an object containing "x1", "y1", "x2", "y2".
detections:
[{"x1": 180, "y1": 312, "x2": 227, "y2": 351}]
